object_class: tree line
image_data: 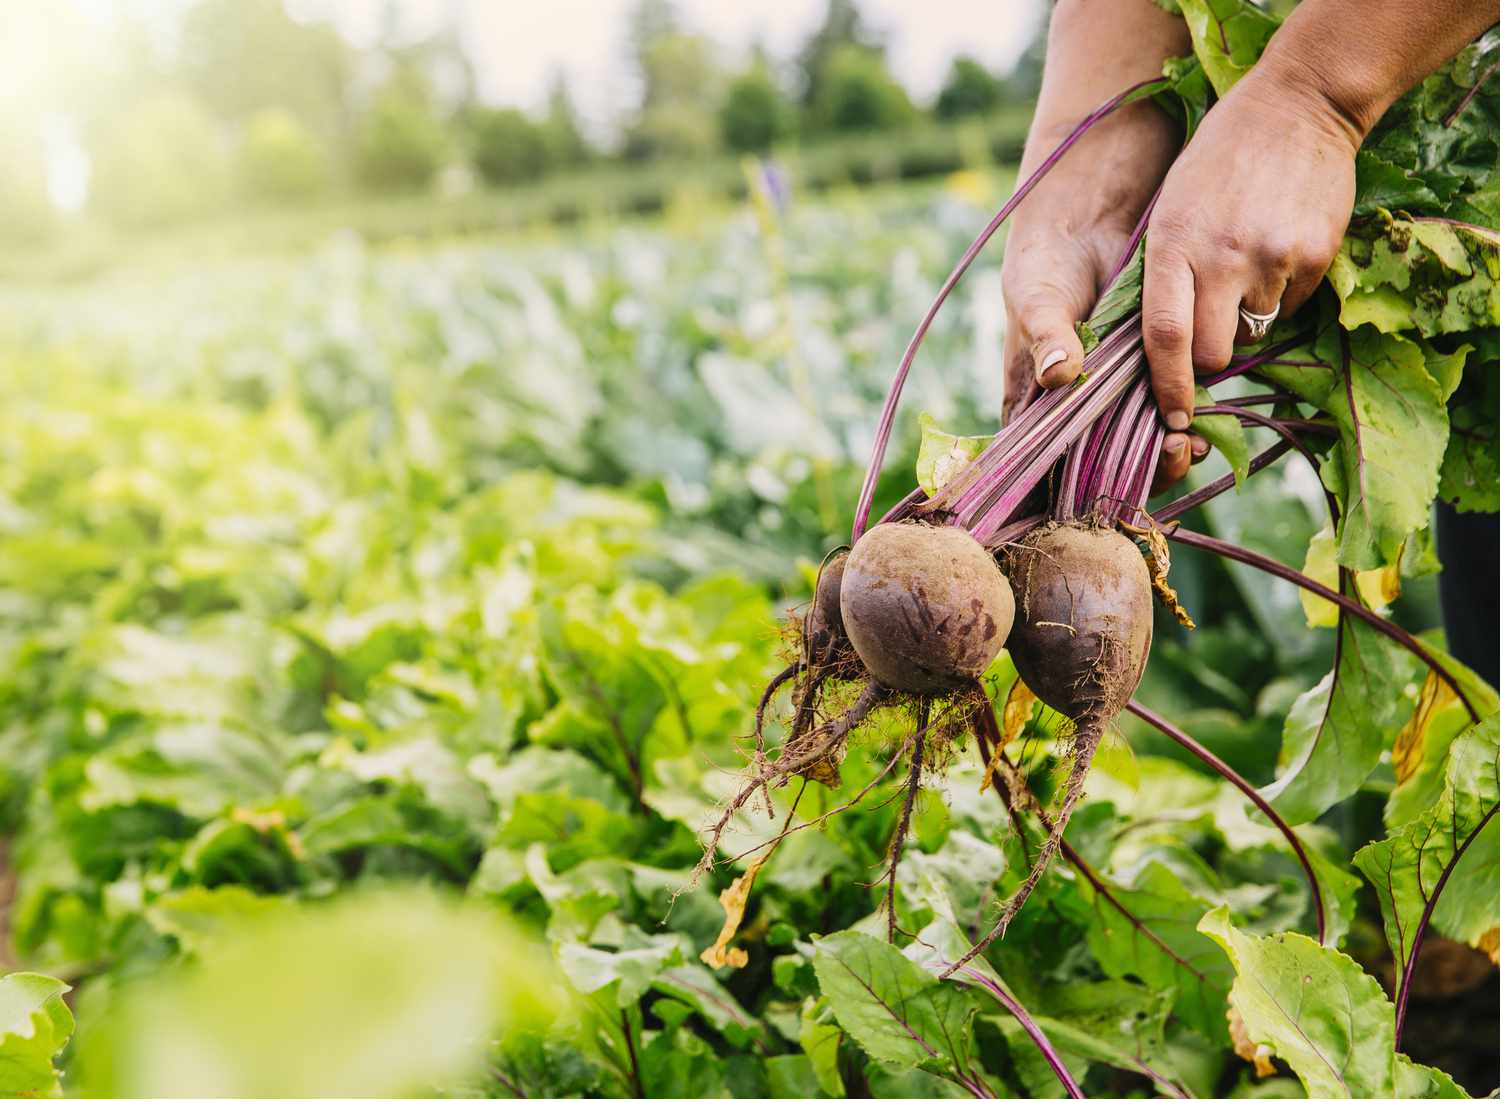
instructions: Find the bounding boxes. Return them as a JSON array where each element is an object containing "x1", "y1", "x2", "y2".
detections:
[{"x1": 1, "y1": 0, "x2": 1042, "y2": 239}]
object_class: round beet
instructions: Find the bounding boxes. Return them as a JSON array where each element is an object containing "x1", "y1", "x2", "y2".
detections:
[
  {"x1": 805, "y1": 551, "x2": 851, "y2": 668},
  {"x1": 839, "y1": 522, "x2": 1014, "y2": 695},
  {"x1": 1007, "y1": 523, "x2": 1152, "y2": 719}
]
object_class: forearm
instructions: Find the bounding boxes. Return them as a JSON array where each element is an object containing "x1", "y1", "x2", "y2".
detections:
[
  {"x1": 1252, "y1": 0, "x2": 1500, "y2": 145},
  {"x1": 1019, "y1": 0, "x2": 1189, "y2": 222},
  {"x1": 1030, "y1": 0, "x2": 1189, "y2": 140}
]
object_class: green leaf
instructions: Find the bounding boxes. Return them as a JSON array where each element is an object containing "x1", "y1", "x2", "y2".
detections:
[
  {"x1": 1261, "y1": 607, "x2": 1413, "y2": 825},
  {"x1": 1193, "y1": 386, "x2": 1249, "y2": 487},
  {"x1": 1328, "y1": 217, "x2": 1500, "y2": 337},
  {"x1": 75, "y1": 890, "x2": 557, "y2": 1099},
  {"x1": 915, "y1": 414, "x2": 993, "y2": 498},
  {"x1": 558, "y1": 931, "x2": 688, "y2": 1008},
  {"x1": 800, "y1": 1001, "x2": 846, "y2": 1098},
  {"x1": 652, "y1": 965, "x2": 766, "y2": 1049},
  {"x1": 1441, "y1": 349, "x2": 1500, "y2": 511},
  {"x1": 1176, "y1": 0, "x2": 1280, "y2": 96},
  {"x1": 1029, "y1": 980, "x2": 1190, "y2": 1095},
  {"x1": 0, "y1": 974, "x2": 73, "y2": 1099},
  {"x1": 1355, "y1": 716, "x2": 1500, "y2": 1001},
  {"x1": 811, "y1": 930, "x2": 976, "y2": 1073},
  {"x1": 1078, "y1": 858, "x2": 1235, "y2": 1040},
  {"x1": 1199, "y1": 907, "x2": 1399, "y2": 1098}
]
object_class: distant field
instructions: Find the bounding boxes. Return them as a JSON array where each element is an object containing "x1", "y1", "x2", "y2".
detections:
[{"x1": 0, "y1": 110, "x2": 1031, "y2": 285}]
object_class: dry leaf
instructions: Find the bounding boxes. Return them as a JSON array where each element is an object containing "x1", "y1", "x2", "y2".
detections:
[
  {"x1": 700, "y1": 852, "x2": 771, "y2": 970},
  {"x1": 1125, "y1": 522, "x2": 1195, "y2": 629},
  {"x1": 1478, "y1": 927, "x2": 1500, "y2": 967},
  {"x1": 1227, "y1": 1006, "x2": 1275, "y2": 1078},
  {"x1": 1392, "y1": 671, "x2": 1458, "y2": 784},
  {"x1": 982, "y1": 679, "x2": 1035, "y2": 794}
]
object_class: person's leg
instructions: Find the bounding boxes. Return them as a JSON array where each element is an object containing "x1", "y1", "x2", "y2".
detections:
[{"x1": 1435, "y1": 502, "x2": 1500, "y2": 687}]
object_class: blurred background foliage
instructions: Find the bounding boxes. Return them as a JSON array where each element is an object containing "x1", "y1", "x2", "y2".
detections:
[{"x1": 0, "y1": 0, "x2": 1043, "y2": 274}]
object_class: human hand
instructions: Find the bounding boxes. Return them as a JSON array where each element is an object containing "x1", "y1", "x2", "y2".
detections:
[
  {"x1": 1139, "y1": 69, "x2": 1361, "y2": 483},
  {"x1": 1001, "y1": 100, "x2": 1212, "y2": 488}
]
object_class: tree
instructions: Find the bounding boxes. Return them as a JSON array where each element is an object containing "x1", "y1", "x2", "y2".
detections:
[
  {"x1": 354, "y1": 68, "x2": 448, "y2": 194},
  {"x1": 796, "y1": 0, "x2": 883, "y2": 108},
  {"x1": 719, "y1": 64, "x2": 795, "y2": 153},
  {"x1": 90, "y1": 91, "x2": 230, "y2": 229},
  {"x1": 467, "y1": 107, "x2": 551, "y2": 187},
  {"x1": 623, "y1": 32, "x2": 721, "y2": 161},
  {"x1": 935, "y1": 56, "x2": 1002, "y2": 120},
  {"x1": 539, "y1": 76, "x2": 591, "y2": 169},
  {"x1": 999, "y1": 23, "x2": 1047, "y2": 106},
  {"x1": 239, "y1": 109, "x2": 331, "y2": 205},
  {"x1": 177, "y1": 0, "x2": 350, "y2": 136},
  {"x1": 810, "y1": 46, "x2": 914, "y2": 134}
]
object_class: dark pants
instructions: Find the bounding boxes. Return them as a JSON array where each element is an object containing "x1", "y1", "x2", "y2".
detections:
[{"x1": 1437, "y1": 503, "x2": 1500, "y2": 687}]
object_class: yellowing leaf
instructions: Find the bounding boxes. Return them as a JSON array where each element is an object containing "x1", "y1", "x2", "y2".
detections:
[
  {"x1": 701, "y1": 852, "x2": 771, "y2": 970},
  {"x1": 1391, "y1": 671, "x2": 1458, "y2": 784},
  {"x1": 1477, "y1": 926, "x2": 1500, "y2": 966},
  {"x1": 1299, "y1": 523, "x2": 1402, "y2": 629},
  {"x1": 916, "y1": 413, "x2": 993, "y2": 497},
  {"x1": 1126, "y1": 521, "x2": 1195, "y2": 629},
  {"x1": 1227, "y1": 1006, "x2": 1275, "y2": 1079}
]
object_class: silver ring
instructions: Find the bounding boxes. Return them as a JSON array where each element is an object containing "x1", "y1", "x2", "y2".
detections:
[{"x1": 1238, "y1": 303, "x2": 1280, "y2": 341}]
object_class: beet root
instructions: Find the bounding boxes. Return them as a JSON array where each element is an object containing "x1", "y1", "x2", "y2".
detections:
[
  {"x1": 840, "y1": 522, "x2": 1015, "y2": 696},
  {"x1": 946, "y1": 523, "x2": 1152, "y2": 970},
  {"x1": 1007, "y1": 523, "x2": 1153, "y2": 721}
]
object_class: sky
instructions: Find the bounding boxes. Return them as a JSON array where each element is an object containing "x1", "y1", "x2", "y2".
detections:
[{"x1": 292, "y1": 0, "x2": 1048, "y2": 127}]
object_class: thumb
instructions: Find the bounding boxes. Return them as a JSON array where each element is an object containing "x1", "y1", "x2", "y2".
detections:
[{"x1": 1022, "y1": 303, "x2": 1087, "y2": 390}]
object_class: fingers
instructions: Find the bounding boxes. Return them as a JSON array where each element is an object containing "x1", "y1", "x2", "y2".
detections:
[
  {"x1": 1234, "y1": 270, "x2": 1291, "y2": 346},
  {"x1": 1001, "y1": 249, "x2": 1098, "y2": 420},
  {"x1": 1151, "y1": 433, "x2": 1212, "y2": 495},
  {"x1": 1152, "y1": 432, "x2": 1192, "y2": 495},
  {"x1": 1142, "y1": 242, "x2": 1196, "y2": 432},
  {"x1": 1025, "y1": 303, "x2": 1087, "y2": 389}
]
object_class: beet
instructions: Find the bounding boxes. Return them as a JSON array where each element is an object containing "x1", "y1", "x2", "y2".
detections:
[
  {"x1": 1008, "y1": 523, "x2": 1153, "y2": 720},
  {"x1": 978, "y1": 522, "x2": 1152, "y2": 944},
  {"x1": 805, "y1": 551, "x2": 851, "y2": 668},
  {"x1": 839, "y1": 522, "x2": 1015, "y2": 695}
]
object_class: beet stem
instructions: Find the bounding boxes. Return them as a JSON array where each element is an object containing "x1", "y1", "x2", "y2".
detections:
[
  {"x1": 1165, "y1": 527, "x2": 1480, "y2": 722},
  {"x1": 943, "y1": 964, "x2": 1086, "y2": 1099},
  {"x1": 1126, "y1": 700, "x2": 1327, "y2": 944},
  {"x1": 851, "y1": 79, "x2": 1167, "y2": 541},
  {"x1": 1151, "y1": 440, "x2": 1292, "y2": 523}
]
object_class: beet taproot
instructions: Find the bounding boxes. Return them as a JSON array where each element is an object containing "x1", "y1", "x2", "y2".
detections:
[{"x1": 839, "y1": 522, "x2": 1014, "y2": 695}]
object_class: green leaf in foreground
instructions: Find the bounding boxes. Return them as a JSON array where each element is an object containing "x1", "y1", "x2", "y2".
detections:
[
  {"x1": 1261, "y1": 324, "x2": 1456, "y2": 571},
  {"x1": 1198, "y1": 908, "x2": 1398, "y2": 1098},
  {"x1": 0, "y1": 973, "x2": 73, "y2": 1099},
  {"x1": 1193, "y1": 385, "x2": 1249, "y2": 487},
  {"x1": 75, "y1": 890, "x2": 558, "y2": 1099},
  {"x1": 1355, "y1": 716, "x2": 1500, "y2": 1003},
  {"x1": 811, "y1": 930, "x2": 975, "y2": 1074},
  {"x1": 915, "y1": 414, "x2": 993, "y2": 498},
  {"x1": 1327, "y1": 217, "x2": 1500, "y2": 337}
]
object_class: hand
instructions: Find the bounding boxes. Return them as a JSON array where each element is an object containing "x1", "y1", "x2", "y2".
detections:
[
  {"x1": 1000, "y1": 100, "x2": 1211, "y2": 487},
  {"x1": 1140, "y1": 70, "x2": 1361, "y2": 473}
]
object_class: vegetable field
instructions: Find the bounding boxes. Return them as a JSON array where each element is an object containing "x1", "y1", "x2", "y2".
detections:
[{"x1": 7, "y1": 19, "x2": 1500, "y2": 1094}]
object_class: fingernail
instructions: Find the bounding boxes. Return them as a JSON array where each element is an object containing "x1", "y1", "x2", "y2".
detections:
[
  {"x1": 1165, "y1": 435, "x2": 1187, "y2": 455},
  {"x1": 1034, "y1": 347, "x2": 1068, "y2": 382},
  {"x1": 1165, "y1": 411, "x2": 1191, "y2": 431}
]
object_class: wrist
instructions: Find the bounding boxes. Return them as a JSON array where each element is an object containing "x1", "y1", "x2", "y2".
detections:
[{"x1": 1248, "y1": 29, "x2": 1385, "y2": 150}]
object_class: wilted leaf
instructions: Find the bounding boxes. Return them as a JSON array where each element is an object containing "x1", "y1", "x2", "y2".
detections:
[{"x1": 916, "y1": 414, "x2": 993, "y2": 498}]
